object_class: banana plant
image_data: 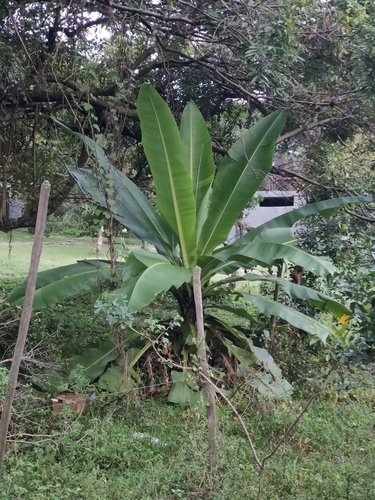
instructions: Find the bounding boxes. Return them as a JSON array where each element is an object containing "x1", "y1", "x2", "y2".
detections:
[{"x1": 8, "y1": 84, "x2": 373, "y2": 399}]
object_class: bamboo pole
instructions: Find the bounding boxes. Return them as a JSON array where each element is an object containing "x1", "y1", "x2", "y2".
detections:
[
  {"x1": 0, "y1": 181, "x2": 51, "y2": 477},
  {"x1": 193, "y1": 266, "x2": 217, "y2": 469}
]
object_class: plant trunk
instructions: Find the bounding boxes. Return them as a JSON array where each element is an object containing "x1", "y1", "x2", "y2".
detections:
[{"x1": 193, "y1": 266, "x2": 217, "y2": 469}]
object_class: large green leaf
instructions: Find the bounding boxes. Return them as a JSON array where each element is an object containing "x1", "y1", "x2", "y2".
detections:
[
  {"x1": 55, "y1": 119, "x2": 178, "y2": 260},
  {"x1": 214, "y1": 197, "x2": 374, "y2": 274},
  {"x1": 244, "y1": 294, "x2": 332, "y2": 342},
  {"x1": 198, "y1": 109, "x2": 286, "y2": 255},
  {"x1": 213, "y1": 226, "x2": 335, "y2": 276},
  {"x1": 180, "y1": 101, "x2": 215, "y2": 239},
  {"x1": 137, "y1": 84, "x2": 197, "y2": 267},
  {"x1": 69, "y1": 340, "x2": 119, "y2": 382},
  {"x1": 245, "y1": 241, "x2": 335, "y2": 276},
  {"x1": 7, "y1": 260, "x2": 108, "y2": 308},
  {"x1": 114, "y1": 252, "x2": 192, "y2": 313},
  {"x1": 242, "y1": 275, "x2": 351, "y2": 317},
  {"x1": 167, "y1": 370, "x2": 201, "y2": 406},
  {"x1": 233, "y1": 196, "x2": 374, "y2": 246}
]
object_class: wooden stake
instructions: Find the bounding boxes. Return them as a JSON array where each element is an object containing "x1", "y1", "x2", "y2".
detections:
[
  {"x1": 0, "y1": 181, "x2": 51, "y2": 477},
  {"x1": 193, "y1": 266, "x2": 217, "y2": 469}
]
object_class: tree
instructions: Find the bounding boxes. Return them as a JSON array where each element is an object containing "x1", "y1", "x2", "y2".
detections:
[
  {"x1": 8, "y1": 85, "x2": 370, "y2": 399},
  {"x1": 2, "y1": 0, "x2": 375, "y2": 231}
]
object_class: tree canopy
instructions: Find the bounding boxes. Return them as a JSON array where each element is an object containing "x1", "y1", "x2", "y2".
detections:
[{"x1": 1, "y1": 0, "x2": 375, "y2": 231}]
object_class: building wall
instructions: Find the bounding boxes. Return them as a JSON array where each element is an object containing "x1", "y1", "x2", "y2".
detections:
[{"x1": 226, "y1": 190, "x2": 305, "y2": 245}]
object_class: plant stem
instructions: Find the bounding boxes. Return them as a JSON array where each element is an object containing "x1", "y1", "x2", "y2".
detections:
[
  {"x1": 269, "y1": 260, "x2": 283, "y2": 352},
  {"x1": 193, "y1": 266, "x2": 217, "y2": 469}
]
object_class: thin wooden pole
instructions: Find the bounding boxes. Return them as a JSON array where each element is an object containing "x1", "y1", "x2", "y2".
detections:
[
  {"x1": 193, "y1": 266, "x2": 217, "y2": 469},
  {"x1": 0, "y1": 181, "x2": 51, "y2": 477},
  {"x1": 269, "y1": 260, "x2": 283, "y2": 353}
]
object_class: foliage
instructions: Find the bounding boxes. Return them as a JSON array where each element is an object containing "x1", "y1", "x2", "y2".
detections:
[
  {"x1": 0, "y1": 366, "x2": 8, "y2": 403},
  {"x1": 1, "y1": 377, "x2": 375, "y2": 499},
  {"x1": 2, "y1": 0, "x2": 375, "y2": 231},
  {"x1": 296, "y1": 135, "x2": 375, "y2": 364},
  {"x1": 8, "y1": 85, "x2": 372, "y2": 401},
  {"x1": 44, "y1": 200, "x2": 94, "y2": 238}
]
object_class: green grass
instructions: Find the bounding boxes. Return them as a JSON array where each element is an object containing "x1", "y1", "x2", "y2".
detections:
[
  {"x1": 1, "y1": 386, "x2": 375, "y2": 500},
  {"x1": 0, "y1": 233, "x2": 142, "y2": 283},
  {"x1": 1, "y1": 237, "x2": 375, "y2": 499}
]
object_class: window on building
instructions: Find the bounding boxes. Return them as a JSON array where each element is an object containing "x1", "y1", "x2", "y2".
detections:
[{"x1": 259, "y1": 196, "x2": 294, "y2": 207}]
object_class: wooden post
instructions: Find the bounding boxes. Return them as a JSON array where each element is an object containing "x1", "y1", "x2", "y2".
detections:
[
  {"x1": 269, "y1": 260, "x2": 283, "y2": 352},
  {"x1": 193, "y1": 266, "x2": 217, "y2": 469},
  {"x1": 0, "y1": 181, "x2": 50, "y2": 477},
  {"x1": 93, "y1": 225, "x2": 104, "y2": 253}
]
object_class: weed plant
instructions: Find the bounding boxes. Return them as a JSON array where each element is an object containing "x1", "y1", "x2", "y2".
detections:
[
  {"x1": 2, "y1": 243, "x2": 375, "y2": 499},
  {"x1": 1, "y1": 381, "x2": 375, "y2": 500}
]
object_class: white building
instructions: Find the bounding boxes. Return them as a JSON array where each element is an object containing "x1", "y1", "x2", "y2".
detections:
[{"x1": 226, "y1": 175, "x2": 305, "y2": 244}]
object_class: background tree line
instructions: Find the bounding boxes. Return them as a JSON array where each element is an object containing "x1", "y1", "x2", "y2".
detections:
[{"x1": 1, "y1": 0, "x2": 375, "y2": 232}]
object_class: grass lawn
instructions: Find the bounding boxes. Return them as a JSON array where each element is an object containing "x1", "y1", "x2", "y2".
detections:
[
  {"x1": 1, "y1": 233, "x2": 375, "y2": 499},
  {"x1": 0, "y1": 232, "x2": 141, "y2": 283},
  {"x1": 1, "y1": 385, "x2": 375, "y2": 500}
]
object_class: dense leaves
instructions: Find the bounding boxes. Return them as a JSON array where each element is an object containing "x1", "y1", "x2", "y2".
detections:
[
  {"x1": 2, "y1": 0, "x2": 375, "y2": 230},
  {"x1": 9, "y1": 85, "x2": 370, "y2": 399}
]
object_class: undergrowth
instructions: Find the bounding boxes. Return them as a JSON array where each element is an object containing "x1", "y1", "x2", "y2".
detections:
[
  {"x1": 1, "y1": 383, "x2": 375, "y2": 500},
  {"x1": 1, "y1": 252, "x2": 375, "y2": 499}
]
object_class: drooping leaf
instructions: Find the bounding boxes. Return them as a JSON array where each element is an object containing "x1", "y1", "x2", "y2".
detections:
[
  {"x1": 29, "y1": 370, "x2": 69, "y2": 395},
  {"x1": 69, "y1": 340, "x2": 119, "y2": 382},
  {"x1": 167, "y1": 370, "x2": 201, "y2": 406},
  {"x1": 198, "y1": 109, "x2": 286, "y2": 255},
  {"x1": 54, "y1": 118, "x2": 178, "y2": 260},
  {"x1": 115, "y1": 252, "x2": 192, "y2": 313},
  {"x1": 248, "y1": 341, "x2": 283, "y2": 379},
  {"x1": 180, "y1": 101, "x2": 215, "y2": 238},
  {"x1": 222, "y1": 335, "x2": 292, "y2": 397},
  {"x1": 96, "y1": 363, "x2": 129, "y2": 392},
  {"x1": 68, "y1": 165, "x2": 178, "y2": 260},
  {"x1": 244, "y1": 294, "x2": 332, "y2": 342},
  {"x1": 7, "y1": 260, "x2": 109, "y2": 309},
  {"x1": 226, "y1": 343, "x2": 258, "y2": 367},
  {"x1": 233, "y1": 336, "x2": 293, "y2": 397},
  {"x1": 235, "y1": 196, "x2": 374, "y2": 245},
  {"x1": 242, "y1": 275, "x2": 351, "y2": 317},
  {"x1": 247, "y1": 371, "x2": 293, "y2": 398},
  {"x1": 137, "y1": 84, "x2": 197, "y2": 267}
]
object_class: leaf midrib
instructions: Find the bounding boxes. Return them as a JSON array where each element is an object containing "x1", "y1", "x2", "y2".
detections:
[
  {"x1": 200, "y1": 122, "x2": 276, "y2": 255},
  {"x1": 150, "y1": 95, "x2": 190, "y2": 267}
]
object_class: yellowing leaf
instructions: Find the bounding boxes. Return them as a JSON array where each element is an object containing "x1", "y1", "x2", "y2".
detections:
[{"x1": 337, "y1": 314, "x2": 350, "y2": 325}]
